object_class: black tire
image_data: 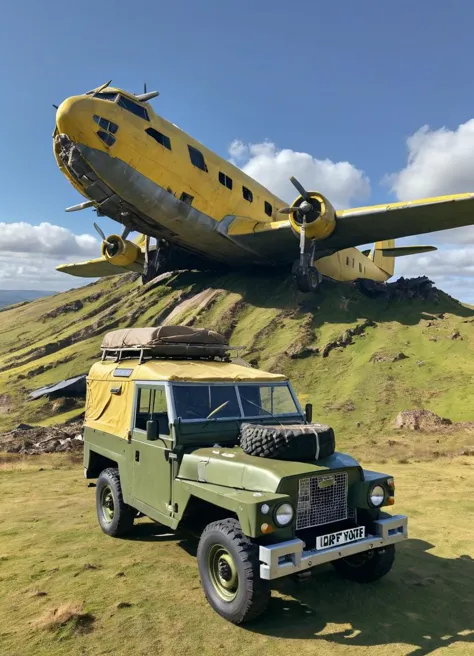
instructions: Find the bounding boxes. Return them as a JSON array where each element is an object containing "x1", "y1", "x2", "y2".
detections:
[
  {"x1": 240, "y1": 422, "x2": 335, "y2": 461},
  {"x1": 96, "y1": 468, "x2": 135, "y2": 537},
  {"x1": 295, "y1": 267, "x2": 321, "y2": 293},
  {"x1": 197, "y1": 518, "x2": 270, "y2": 624},
  {"x1": 332, "y1": 544, "x2": 395, "y2": 583}
]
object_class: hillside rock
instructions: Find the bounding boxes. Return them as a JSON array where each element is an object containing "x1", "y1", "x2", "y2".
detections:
[
  {"x1": 0, "y1": 421, "x2": 83, "y2": 454},
  {"x1": 395, "y1": 409, "x2": 452, "y2": 431}
]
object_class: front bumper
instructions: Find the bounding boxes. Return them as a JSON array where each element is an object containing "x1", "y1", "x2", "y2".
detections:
[{"x1": 259, "y1": 513, "x2": 408, "y2": 580}]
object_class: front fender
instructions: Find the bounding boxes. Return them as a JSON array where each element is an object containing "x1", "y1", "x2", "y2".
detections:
[{"x1": 174, "y1": 479, "x2": 289, "y2": 538}]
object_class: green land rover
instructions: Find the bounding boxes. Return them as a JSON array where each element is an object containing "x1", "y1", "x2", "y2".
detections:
[{"x1": 83, "y1": 326, "x2": 408, "y2": 624}]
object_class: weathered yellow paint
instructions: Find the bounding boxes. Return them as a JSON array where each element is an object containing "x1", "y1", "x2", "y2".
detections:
[
  {"x1": 85, "y1": 358, "x2": 287, "y2": 439},
  {"x1": 55, "y1": 85, "x2": 466, "y2": 285}
]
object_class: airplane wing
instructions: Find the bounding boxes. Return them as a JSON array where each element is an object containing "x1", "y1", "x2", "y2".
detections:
[
  {"x1": 329, "y1": 193, "x2": 474, "y2": 251},
  {"x1": 221, "y1": 193, "x2": 474, "y2": 260},
  {"x1": 56, "y1": 257, "x2": 127, "y2": 278}
]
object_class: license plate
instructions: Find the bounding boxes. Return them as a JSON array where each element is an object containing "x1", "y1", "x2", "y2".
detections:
[{"x1": 316, "y1": 526, "x2": 365, "y2": 550}]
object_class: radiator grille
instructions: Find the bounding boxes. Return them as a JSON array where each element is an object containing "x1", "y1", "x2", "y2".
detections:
[{"x1": 296, "y1": 472, "x2": 348, "y2": 530}]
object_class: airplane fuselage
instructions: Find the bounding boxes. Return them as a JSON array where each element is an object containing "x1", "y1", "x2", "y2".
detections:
[{"x1": 54, "y1": 87, "x2": 391, "y2": 283}]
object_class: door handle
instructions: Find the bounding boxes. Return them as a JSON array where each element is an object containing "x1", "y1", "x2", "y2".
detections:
[{"x1": 135, "y1": 450, "x2": 140, "y2": 462}]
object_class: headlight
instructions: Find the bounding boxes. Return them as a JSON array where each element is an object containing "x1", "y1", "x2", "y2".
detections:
[
  {"x1": 260, "y1": 503, "x2": 270, "y2": 515},
  {"x1": 369, "y1": 484, "x2": 385, "y2": 507},
  {"x1": 274, "y1": 502, "x2": 294, "y2": 527}
]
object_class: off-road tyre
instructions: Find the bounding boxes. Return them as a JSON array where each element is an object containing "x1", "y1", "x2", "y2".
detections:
[
  {"x1": 332, "y1": 544, "x2": 395, "y2": 582},
  {"x1": 197, "y1": 518, "x2": 270, "y2": 624},
  {"x1": 240, "y1": 422, "x2": 335, "y2": 461},
  {"x1": 96, "y1": 468, "x2": 135, "y2": 537}
]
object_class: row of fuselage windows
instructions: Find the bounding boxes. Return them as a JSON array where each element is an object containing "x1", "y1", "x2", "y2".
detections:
[
  {"x1": 346, "y1": 256, "x2": 366, "y2": 274},
  {"x1": 92, "y1": 92, "x2": 274, "y2": 217},
  {"x1": 146, "y1": 128, "x2": 273, "y2": 215}
]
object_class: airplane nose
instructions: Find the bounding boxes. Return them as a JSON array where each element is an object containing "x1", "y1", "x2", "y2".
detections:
[{"x1": 55, "y1": 96, "x2": 90, "y2": 142}]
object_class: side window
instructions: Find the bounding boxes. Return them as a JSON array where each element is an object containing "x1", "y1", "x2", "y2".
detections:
[
  {"x1": 146, "y1": 127, "x2": 171, "y2": 150},
  {"x1": 134, "y1": 386, "x2": 170, "y2": 435},
  {"x1": 188, "y1": 145, "x2": 208, "y2": 171},
  {"x1": 218, "y1": 171, "x2": 233, "y2": 190},
  {"x1": 242, "y1": 186, "x2": 253, "y2": 202},
  {"x1": 264, "y1": 201, "x2": 272, "y2": 217}
]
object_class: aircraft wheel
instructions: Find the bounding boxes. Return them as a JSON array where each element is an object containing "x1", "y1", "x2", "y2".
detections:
[{"x1": 295, "y1": 267, "x2": 322, "y2": 293}]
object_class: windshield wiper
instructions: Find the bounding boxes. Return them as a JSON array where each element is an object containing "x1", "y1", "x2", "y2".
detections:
[{"x1": 241, "y1": 397, "x2": 286, "y2": 427}]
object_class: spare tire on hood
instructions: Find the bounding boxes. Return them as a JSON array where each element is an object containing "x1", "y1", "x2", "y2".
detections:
[{"x1": 239, "y1": 423, "x2": 335, "y2": 461}]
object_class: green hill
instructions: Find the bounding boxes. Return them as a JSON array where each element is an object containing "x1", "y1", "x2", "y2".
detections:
[{"x1": 1, "y1": 271, "x2": 474, "y2": 456}]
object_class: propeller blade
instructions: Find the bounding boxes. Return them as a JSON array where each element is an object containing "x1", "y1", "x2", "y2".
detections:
[
  {"x1": 144, "y1": 82, "x2": 147, "y2": 93},
  {"x1": 290, "y1": 176, "x2": 310, "y2": 201},
  {"x1": 121, "y1": 227, "x2": 131, "y2": 240},
  {"x1": 53, "y1": 104, "x2": 59, "y2": 110},
  {"x1": 65, "y1": 200, "x2": 94, "y2": 212},
  {"x1": 93, "y1": 222, "x2": 114, "y2": 248},
  {"x1": 278, "y1": 200, "x2": 313, "y2": 215}
]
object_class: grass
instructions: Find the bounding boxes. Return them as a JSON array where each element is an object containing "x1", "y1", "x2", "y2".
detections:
[{"x1": 0, "y1": 455, "x2": 473, "y2": 656}]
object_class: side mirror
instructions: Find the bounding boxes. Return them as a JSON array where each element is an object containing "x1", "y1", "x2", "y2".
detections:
[
  {"x1": 146, "y1": 419, "x2": 158, "y2": 441},
  {"x1": 305, "y1": 403, "x2": 313, "y2": 424}
]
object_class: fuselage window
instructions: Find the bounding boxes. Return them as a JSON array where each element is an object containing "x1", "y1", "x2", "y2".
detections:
[
  {"x1": 97, "y1": 130, "x2": 115, "y2": 147},
  {"x1": 188, "y1": 145, "x2": 208, "y2": 172},
  {"x1": 352, "y1": 258, "x2": 355, "y2": 268},
  {"x1": 146, "y1": 127, "x2": 171, "y2": 150},
  {"x1": 93, "y1": 115, "x2": 118, "y2": 134},
  {"x1": 346, "y1": 256, "x2": 349, "y2": 266},
  {"x1": 218, "y1": 171, "x2": 233, "y2": 190},
  {"x1": 94, "y1": 92, "x2": 118, "y2": 102},
  {"x1": 242, "y1": 186, "x2": 253, "y2": 202},
  {"x1": 359, "y1": 262, "x2": 362, "y2": 273},
  {"x1": 264, "y1": 201, "x2": 272, "y2": 217},
  {"x1": 117, "y1": 95, "x2": 150, "y2": 121}
]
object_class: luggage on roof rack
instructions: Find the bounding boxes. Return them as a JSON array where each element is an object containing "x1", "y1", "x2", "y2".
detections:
[{"x1": 100, "y1": 326, "x2": 241, "y2": 362}]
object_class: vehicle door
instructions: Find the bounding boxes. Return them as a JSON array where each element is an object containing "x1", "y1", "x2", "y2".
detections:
[{"x1": 131, "y1": 383, "x2": 173, "y2": 519}]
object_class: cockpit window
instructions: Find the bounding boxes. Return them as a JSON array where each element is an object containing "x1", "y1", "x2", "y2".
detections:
[
  {"x1": 97, "y1": 130, "x2": 115, "y2": 147},
  {"x1": 93, "y1": 115, "x2": 118, "y2": 134},
  {"x1": 94, "y1": 92, "x2": 118, "y2": 101},
  {"x1": 117, "y1": 95, "x2": 150, "y2": 121}
]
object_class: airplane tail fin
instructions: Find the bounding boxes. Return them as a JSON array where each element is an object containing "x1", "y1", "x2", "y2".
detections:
[
  {"x1": 370, "y1": 239, "x2": 396, "y2": 276},
  {"x1": 369, "y1": 240, "x2": 437, "y2": 278}
]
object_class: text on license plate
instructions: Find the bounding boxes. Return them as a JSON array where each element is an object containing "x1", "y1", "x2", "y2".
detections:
[{"x1": 316, "y1": 526, "x2": 365, "y2": 550}]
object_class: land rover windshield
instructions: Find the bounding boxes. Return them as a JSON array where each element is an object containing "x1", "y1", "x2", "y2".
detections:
[{"x1": 172, "y1": 382, "x2": 302, "y2": 421}]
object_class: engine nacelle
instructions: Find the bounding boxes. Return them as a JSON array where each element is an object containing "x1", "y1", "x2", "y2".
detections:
[
  {"x1": 101, "y1": 235, "x2": 142, "y2": 267},
  {"x1": 289, "y1": 192, "x2": 336, "y2": 241}
]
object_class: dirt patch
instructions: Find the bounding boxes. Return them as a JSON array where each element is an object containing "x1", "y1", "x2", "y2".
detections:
[
  {"x1": 370, "y1": 352, "x2": 409, "y2": 363},
  {"x1": 33, "y1": 603, "x2": 94, "y2": 634},
  {"x1": 0, "y1": 421, "x2": 83, "y2": 454},
  {"x1": 163, "y1": 289, "x2": 224, "y2": 326}
]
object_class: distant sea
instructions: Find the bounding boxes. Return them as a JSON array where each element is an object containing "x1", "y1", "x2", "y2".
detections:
[{"x1": 0, "y1": 290, "x2": 54, "y2": 309}]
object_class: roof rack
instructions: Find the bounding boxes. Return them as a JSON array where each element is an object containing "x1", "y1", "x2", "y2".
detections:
[{"x1": 101, "y1": 344, "x2": 244, "y2": 364}]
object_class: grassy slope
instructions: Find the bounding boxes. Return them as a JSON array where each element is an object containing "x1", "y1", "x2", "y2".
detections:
[
  {"x1": 1, "y1": 271, "x2": 474, "y2": 443},
  {"x1": 0, "y1": 456, "x2": 472, "y2": 656}
]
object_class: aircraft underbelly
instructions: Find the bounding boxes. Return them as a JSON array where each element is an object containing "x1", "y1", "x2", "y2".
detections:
[{"x1": 78, "y1": 145, "x2": 266, "y2": 267}]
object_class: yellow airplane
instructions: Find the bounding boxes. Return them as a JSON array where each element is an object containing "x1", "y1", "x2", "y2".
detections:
[{"x1": 53, "y1": 81, "x2": 474, "y2": 293}]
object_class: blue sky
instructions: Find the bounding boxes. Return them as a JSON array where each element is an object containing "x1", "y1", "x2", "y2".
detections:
[{"x1": 1, "y1": 0, "x2": 474, "y2": 298}]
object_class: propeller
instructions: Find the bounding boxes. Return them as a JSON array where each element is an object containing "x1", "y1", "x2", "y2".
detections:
[
  {"x1": 93, "y1": 222, "x2": 113, "y2": 248},
  {"x1": 278, "y1": 177, "x2": 321, "y2": 220}
]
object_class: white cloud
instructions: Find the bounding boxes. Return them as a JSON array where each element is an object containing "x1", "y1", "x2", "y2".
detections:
[
  {"x1": 229, "y1": 140, "x2": 370, "y2": 208},
  {"x1": 387, "y1": 119, "x2": 474, "y2": 201},
  {"x1": 0, "y1": 222, "x2": 99, "y2": 291},
  {"x1": 0, "y1": 222, "x2": 98, "y2": 256}
]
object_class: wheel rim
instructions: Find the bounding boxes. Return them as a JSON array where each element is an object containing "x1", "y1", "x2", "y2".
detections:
[
  {"x1": 100, "y1": 485, "x2": 115, "y2": 523},
  {"x1": 344, "y1": 550, "x2": 374, "y2": 568},
  {"x1": 208, "y1": 544, "x2": 239, "y2": 602}
]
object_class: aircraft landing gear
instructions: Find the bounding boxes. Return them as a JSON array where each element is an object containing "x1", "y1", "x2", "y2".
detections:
[
  {"x1": 294, "y1": 263, "x2": 322, "y2": 293},
  {"x1": 292, "y1": 257, "x2": 322, "y2": 293},
  {"x1": 142, "y1": 238, "x2": 170, "y2": 284}
]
